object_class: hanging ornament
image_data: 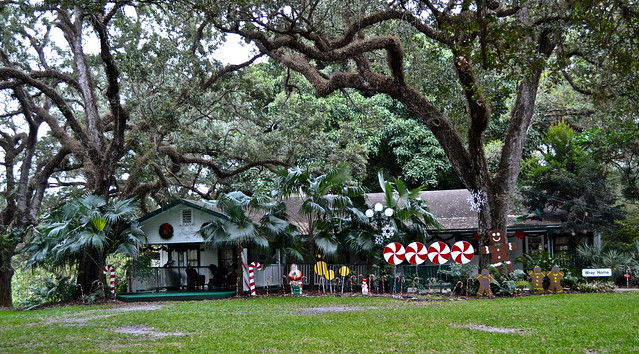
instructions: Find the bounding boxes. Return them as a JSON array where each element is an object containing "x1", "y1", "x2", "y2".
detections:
[
  {"x1": 515, "y1": 231, "x2": 525, "y2": 240},
  {"x1": 375, "y1": 234, "x2": 385, "y2": 244},
  {"x1": 467, "y1": 190, "x2": 486, "y2": 212},
  {"x1": 381, "y1": 224, "x2": 395, "y2": 239},
  {"x1": 473, "y1": 232, "x2": 480, "y2": 241},
  {"x1": 159, "y1": 223, "x2": 174, "y2": 239}
]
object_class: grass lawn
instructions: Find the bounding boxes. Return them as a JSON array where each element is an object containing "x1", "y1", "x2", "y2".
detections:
[{"x1": 1, "y1": 292, "x2": 637, "y2": 353}]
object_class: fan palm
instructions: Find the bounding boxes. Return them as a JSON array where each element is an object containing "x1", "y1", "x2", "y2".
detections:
[
  {"x1": 199, "y1": 191, "x2": 296, "y2": 293},
  {"x1": 25, "y1": 195, "x2": 144, "y2": 292}
]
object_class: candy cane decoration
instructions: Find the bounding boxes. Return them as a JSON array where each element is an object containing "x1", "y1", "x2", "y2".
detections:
[
  {"x1": 103, "y1": 265, "x2": 115, "y2": 295},
  {"x1": 248, "y1": 261, "x2": 262, "y2": 296}
]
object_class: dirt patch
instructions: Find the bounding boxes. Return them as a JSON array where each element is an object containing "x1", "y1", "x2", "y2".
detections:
[
  {"x1": 451, "y1": 324, "x2": 528, "y2": 334},
  {"x1": 107, "y1": 304, "x2": 164, "y2": 312},
  {"x1": 297, "y1": 306, "x2": 367, "y2": 315},
  {"x1": 112, "y1": 325, "x2": 185, "y2": 338}
]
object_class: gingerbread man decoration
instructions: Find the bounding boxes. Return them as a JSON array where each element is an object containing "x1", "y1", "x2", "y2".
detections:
[
  {"x1": 476, "y1": 269, "x2": 493, "y2": 296},
  {"x1": 528, "y1": 266, "x2": 545, "y2": 294},
  {"x1": 480, "y1": 229, "x2": 518, "y2": 273},
  {"x1": 546, "y1": 266, "x2": 564, "y2": 293}
]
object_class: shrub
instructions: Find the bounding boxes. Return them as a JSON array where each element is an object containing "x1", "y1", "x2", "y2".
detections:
[{"x1": 575, "y1": 281, "x2": 617, "y2": 293}]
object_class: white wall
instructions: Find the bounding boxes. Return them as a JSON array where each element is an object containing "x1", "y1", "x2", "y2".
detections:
[{"x1": 140, "y1": 205, "x2": 221, "y2": 245}]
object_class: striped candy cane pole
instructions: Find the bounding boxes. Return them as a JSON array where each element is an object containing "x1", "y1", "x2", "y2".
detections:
[
  {"x1": 103, "y1": 265, "x2": 115, "y2": 295},
  {"x1": 248, "y1": 262, "x2": 262, "y2": 296}
]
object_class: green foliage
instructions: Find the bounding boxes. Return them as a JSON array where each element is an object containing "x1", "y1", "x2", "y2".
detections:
[
  {"x1": 24, "y1": 195, "x2": 144, "y2": 270},
  {"x1": 574, "y1": 281, "x2": 617, "y2": 293},
  {"x1": 515, "y1": 251, "x2": 571, "y2": 273},
  {"x1": 18, "y1": 275, "x2": 76, "y2": 310},
  {"x1": 519, "y1": 122, "x2": 618, "y2": 233}
]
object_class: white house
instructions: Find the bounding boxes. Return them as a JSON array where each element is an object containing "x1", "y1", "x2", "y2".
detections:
[{"x1": 129, "y1": 199, "x2": 283, "y2": 293}]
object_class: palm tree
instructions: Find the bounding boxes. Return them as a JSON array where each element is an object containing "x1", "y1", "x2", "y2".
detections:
[
  {"x1": 273, "y1": 166, "x2": 364, "y2": 287},
  {"x1": 26, "y1": 195, "x2": 144, "y2": 293},
  {"x1": 199, "y1": 191, "x2": 295, "y2": 295},
  {"x1": 345, "y1": 172, "x2": 441, "y2": 271}
]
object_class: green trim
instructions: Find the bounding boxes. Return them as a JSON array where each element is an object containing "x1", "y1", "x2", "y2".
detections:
[{"x1": 136, "y1": 199, "x2": 229, "y2": 223}]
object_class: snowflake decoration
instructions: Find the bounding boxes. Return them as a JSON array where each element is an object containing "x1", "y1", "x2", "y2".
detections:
[
  {"x1": 375, "y1": 234, "x2": 385, "y2": 244},
  {"x1": 467, "y1": 190, "x2": 486, "y2": 212},
  {"x1": 381, "y1": 224, "x2": 395, "y2": 238}
]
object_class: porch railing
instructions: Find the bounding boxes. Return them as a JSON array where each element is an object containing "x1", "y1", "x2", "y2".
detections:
[{"x1": 129, "y1": 264, "x2": 451, "y2": 292}]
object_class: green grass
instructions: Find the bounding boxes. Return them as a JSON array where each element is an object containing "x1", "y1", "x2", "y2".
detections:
[{"x1": 1, "y1": 292, "x2": 638, "y2": 353}]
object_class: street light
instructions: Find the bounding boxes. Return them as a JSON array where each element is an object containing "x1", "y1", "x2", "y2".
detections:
[{"x1": 366, "y1": 203, "x2": 394, "y2": 244}]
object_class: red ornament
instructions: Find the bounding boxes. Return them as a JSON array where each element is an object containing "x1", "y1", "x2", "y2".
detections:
[
  {"x1": 473, "y1": 232, "x2": 480, "y2": 241},
  {"x1": 515, "y1": 231, "x2": 525, "y2": 240}
]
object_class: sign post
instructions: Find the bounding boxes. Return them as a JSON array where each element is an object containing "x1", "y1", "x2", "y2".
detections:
[{"x1": 582, "y1": 268, "x2": 612, "y2": 283}]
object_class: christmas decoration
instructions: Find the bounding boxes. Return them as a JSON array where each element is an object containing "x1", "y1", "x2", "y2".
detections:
[
  {"x1": 427, "y1": 241, "x2": 451, "y2": 265},
  {"x1": 467, "y1": 190, "x2": 485, "y2": 212},
  {"x1": 103, "y1": 265, "x2": 116, "y2": 296},
  {"x1": 383, "y1": 242, "x2": 406, "y2": 265},
  {"x1": 480, "y1": 229, "x2": 518, "y2": 273},
  {"x1": 288, "y1": 264, "x2": 303, "y2": 295},
  {"x1": 159, "y1": 223, "x2": 173, "y2": 239},
  {"x1": 451, "y1": 241, "x2": 474, "y2": 264},
  {"x1": 405, "y1": 242, "x2": 427, "y2": 265},
  {"x1": 248, "y1": 262, "x2": 262, "y2": 296}
]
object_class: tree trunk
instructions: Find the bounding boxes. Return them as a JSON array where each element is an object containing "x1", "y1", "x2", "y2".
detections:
[
  {"x1": 76, "y1": 246, "x2": 105, "y2": 296},
  {"x1": 0, "y1": 242, "x2": 17, "y2": 307}
]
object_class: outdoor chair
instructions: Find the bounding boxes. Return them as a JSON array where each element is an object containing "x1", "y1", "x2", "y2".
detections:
[{"x1": 185, "y1": 268, "x2": 206, "y2": 290}]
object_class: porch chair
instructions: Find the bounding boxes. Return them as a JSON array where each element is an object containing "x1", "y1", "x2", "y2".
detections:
[{"x1": 185, "y1": 268, "x2": 206, "y2": 290}]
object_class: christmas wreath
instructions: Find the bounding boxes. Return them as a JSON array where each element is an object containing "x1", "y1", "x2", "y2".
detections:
[{"x1": 159, "y1": 223, "x2": 174, "y2": 239}]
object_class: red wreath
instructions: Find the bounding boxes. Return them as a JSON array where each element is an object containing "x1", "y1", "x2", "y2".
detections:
[
  {"x1": 515, "y1": 231, "x2": 525, "y2": 240},
  {"x1": 159, "y1": 223, "x2": 174, "y2": 239}
]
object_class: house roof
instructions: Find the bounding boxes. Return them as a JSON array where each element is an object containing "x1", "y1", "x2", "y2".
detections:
[
  {"x1": 365, "y1": 189, "x2": 563, "y2": 233},
  {"x1": 136, "y1": 199, "x2": 228, "y2": 223},
  {"x1": 137, "y1": 190, "x2": 562, "y2": 233}
]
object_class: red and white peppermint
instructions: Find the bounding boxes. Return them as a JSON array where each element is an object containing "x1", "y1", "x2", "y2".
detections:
[
  {"x1": 405, "y1": 242, "x2": 427, "y2": 265},
  {"x1": 451, "y1": 241, "x2": 475, "y2": 264},
  {"x1": 427, "y1": 242, "x2": 451, "y2": 265},
  {"x1": 249, "y1": 261, "x2": 262, "y2": 296},
  {"x1": 383, "y1": 242, "x2": 406, "y2": 265}
]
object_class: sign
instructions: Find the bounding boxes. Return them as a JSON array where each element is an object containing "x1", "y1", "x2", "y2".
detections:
[{"x1": 582, "y1": 268, "x2": 612, "y2": 277}]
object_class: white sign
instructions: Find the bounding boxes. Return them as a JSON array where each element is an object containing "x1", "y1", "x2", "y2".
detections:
[{"x1": 582, "y1": 268, "x2": 613, "y2": 277}]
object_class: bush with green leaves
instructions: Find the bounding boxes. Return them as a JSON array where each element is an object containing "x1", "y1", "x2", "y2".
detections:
[
  {"x1": 437, "y1": 263, "x2": 478, "y2": 295},
  {"x1": 575, "y1": 280, "x2": 617, "y2": 293},
  {"x1": 18, "y1": 275, "x2": 75, "y2": 309}
]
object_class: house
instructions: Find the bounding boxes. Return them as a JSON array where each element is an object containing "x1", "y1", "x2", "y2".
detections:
[
  {"x1": 129, "y1": 199, "x2": 284, "y2": 293},
  {"x1": 128, "y1": 190, "x2": 591, "y2": 294}
]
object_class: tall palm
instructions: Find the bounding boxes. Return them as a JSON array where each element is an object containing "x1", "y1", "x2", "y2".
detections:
[
  {"x1": 26, "y1": 195, "x2": 144, "y2": 292},
  {"x1": 274, "y1": 166, "x2": 364, "y2": 286},
  {"x1": 199, "y1": 191, "x2": 295, "y2": 294}
]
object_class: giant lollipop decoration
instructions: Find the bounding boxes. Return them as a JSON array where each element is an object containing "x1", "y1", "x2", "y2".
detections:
[
  {"x1": 451, "y1": 241, "x2": 475, "y2": 264},
  {"x1": 383, "y1": 242, "x2": 406, "y2": 265},
  {"x1": 405, "y1": 242, "x2": 428, "y2": 265},
  {"x1": 427, "y1": 241, "x2": 451, "y2": 265}
]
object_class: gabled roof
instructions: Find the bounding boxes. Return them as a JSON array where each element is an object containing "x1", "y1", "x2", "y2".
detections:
[{"x1": 136, "y1": 199, "x2": 228, "y2": 223}]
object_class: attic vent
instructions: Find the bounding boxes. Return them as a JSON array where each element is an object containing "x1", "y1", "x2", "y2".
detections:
[{"x1": 182, "y1": 209, "x2": 193, "y2": 225}]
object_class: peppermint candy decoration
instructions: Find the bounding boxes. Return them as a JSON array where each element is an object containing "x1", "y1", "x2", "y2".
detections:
[
  {"x1": 450, "y1": 241, "x2": 475, "y2": 264},
  {"x1": 383, "y1": 242, "x2": 406, "y2": 265},
  {"x1": 427, "y1": 241, "x2": 451, "y2": 265},
  {"x1": 405, "y1": 242, "x2": 428, "y2": 265}
]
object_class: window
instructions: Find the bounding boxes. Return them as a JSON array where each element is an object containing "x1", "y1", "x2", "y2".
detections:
[{"x1": 181, "y1": 209, "x2": 193, "y2": 225}]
